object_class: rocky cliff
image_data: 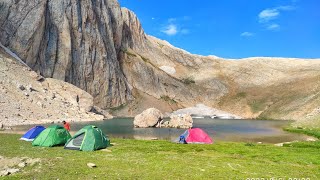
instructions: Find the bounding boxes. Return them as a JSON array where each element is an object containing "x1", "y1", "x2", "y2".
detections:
[
  {"x1": 0, "y1": 45, "x2": 106, "y2": 127},
  {"x1": 1, "y1": 0, "x2": 320, "y2": 124},
  {"x1": 0, "y1": 0, "x2": 132, "y2": 108}
]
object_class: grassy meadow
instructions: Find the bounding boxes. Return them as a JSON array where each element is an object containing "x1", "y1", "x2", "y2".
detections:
[{"x1": 0, "y1": 133, "x2": 319, "y2": 179}]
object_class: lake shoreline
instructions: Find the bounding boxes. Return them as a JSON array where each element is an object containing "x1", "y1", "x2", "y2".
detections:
[{"x1": 2, "y1": 118, "x2": 314, "y2": 144}]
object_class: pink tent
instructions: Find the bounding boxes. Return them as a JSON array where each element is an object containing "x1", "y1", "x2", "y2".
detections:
[{"x1": 177, "y1": 128, "x2": 213, "y2": 144}]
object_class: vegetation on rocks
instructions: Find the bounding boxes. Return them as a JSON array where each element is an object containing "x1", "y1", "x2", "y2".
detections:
[
  {"x1": 248, "y1": 99, "x2": 267, "y2": 113},
  {"x1": 160, "y1": 95, "x2": 177, "y2": 104},
  {"x1": 109, "y1": 104, "x2": 127, "y2": 112},
  {"x1": 235, "y1": 92, "x2": 247, "y2": 99},
  {"x1": 181, "y1": 76, "x2": 195, "y2": 85},
  {"x1": 123, "y1": 50, "x2": 137, "y2": 57}
]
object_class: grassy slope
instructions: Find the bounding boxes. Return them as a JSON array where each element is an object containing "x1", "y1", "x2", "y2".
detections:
[
  {"x1": 0, "y1": 134, "x2": 319, "y2": 179},
  {"x1": 284, "y1": 127, "x2": 320, "y2": 139}
]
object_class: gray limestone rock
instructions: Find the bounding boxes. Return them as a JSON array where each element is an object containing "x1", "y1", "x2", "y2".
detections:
[{"x1": 134, "y1": 108, "x2": 163, "y2": 128}]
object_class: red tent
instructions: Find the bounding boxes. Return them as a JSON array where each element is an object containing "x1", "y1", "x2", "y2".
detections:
[{"x1": 177, "y1": 128, "x2": 213, "y2": 144}]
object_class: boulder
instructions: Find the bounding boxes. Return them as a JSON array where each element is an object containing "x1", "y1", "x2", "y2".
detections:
[
  {"x1": 134, "y1": 108, "x2": 163, "y2": 128},
  {"x1": 166, "y1": 114, "x2": 193, "y2": 129}
]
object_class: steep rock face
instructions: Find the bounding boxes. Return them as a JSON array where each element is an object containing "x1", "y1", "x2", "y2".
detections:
[
  {"x1": 1, "y1": 0, "x2": 320, "y2": 123},
  {"x1": 0, "y1": 0, "x2": 135, "y2": 108},
  {"x1": 0, "y1": 0, "x2": 226, "y2": 112}
]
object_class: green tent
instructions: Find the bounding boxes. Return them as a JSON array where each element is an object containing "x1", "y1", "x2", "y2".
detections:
[
  {"x1": 32, "y1": 125, "x2": 71, "y2": 147},
  {"x1": 64, "y1": 125, "x2": 110, "y2": 151}
]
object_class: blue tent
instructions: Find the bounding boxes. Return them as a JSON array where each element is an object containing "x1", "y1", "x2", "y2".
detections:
[{"x1": 20, "y1": 126, "x2": 46, "y2": 141}]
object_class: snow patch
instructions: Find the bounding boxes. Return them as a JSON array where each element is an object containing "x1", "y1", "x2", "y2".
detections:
[{"x1": 159, "y1": 66, "x2": 176, "y2": 75}]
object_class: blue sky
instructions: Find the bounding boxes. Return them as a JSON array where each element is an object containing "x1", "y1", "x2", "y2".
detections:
[{"x1": 119, "y1": 0, "x2": 320, "y2": 59}]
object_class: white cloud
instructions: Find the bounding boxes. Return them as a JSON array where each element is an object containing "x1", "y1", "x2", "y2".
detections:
[
  {"x1": 258, "y1": 5, "x2": 295, "y2": 31},
  {"x1": 151, "y1": 17, "x2": 155, "y2": 20},
  {"x1": 240, "y1": 32, "x2": 254, "y2": 37},
  {"x1": 162, "y1": 24, "x2": 178, "y2": 36},
  {"x1": 267, "y1": 23, "x2": 280, "y2": 30},
  {"x1": 259, "y1": 9, "x2": 279, "y2": 22},
  {"x1": 259, "y1": 5, "x2": 295, "y2": 22},
  {"x1": 161, "y1": 17, "x2": 190, "y2": 36}
]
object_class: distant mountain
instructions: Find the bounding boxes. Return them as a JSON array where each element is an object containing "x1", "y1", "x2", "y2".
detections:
[{"x1": 0, "y1": 0, "x2": 319, "y2": 124}]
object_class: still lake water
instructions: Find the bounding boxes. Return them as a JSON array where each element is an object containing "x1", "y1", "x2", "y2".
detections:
[{"x1": 13, "y1": 118, "x2": 309, "y2": 143}]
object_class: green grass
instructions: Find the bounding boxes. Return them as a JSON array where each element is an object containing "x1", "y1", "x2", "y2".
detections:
[
  {"x1": 284, "y1": 141, "x2": 320, "y2": 149},
  {"x1": 0, "y1": 134, "x2": 320, "y2": 179},
  {"x1": 284, "y1": 127, "x2": 320, "y2": 139},
  {"x1": 248, "y1": 99, "x2": 267, "y2": 113}
]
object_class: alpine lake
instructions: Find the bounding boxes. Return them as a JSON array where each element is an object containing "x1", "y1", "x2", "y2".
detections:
[{"x1": 12, "y1": 118, "x2": 310, "y2": 143}]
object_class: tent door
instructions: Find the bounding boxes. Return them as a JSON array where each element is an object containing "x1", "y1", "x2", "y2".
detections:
[{"x1": 64, "y1": 133, "x2": 85, "y2": 150}]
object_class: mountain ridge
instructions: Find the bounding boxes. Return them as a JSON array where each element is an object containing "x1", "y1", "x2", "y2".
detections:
[{"x1": 0, "y1": 0, "x2": 319, "y2": 125}]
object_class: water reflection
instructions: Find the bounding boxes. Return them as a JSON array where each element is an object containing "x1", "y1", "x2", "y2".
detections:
[{"x1": 12, "y1": 118, "x2": 309, "y2": 143}]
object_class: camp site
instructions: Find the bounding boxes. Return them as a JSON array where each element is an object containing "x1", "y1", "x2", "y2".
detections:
[
  {"x1": 1, "y1": 116, "x2": 320, "y2": 179},
  {"x1": 1, "y1": 0, "x2": 320, "y2": 179}
]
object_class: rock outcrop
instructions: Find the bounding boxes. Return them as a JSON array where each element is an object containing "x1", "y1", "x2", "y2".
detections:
[
  {"x1": 163, "y1": 114, "x2": 193, "y2": 129},
  {"x1": 133, "y1": 108, "x2": 163, "y2": 128}
]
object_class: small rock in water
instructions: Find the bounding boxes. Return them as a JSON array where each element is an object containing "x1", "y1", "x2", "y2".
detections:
[{"x1": 87, "y1": 163, "x2": 96, "y2": 168}]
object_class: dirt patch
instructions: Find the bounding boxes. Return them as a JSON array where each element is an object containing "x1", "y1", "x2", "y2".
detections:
[{"x1": 0, "y1": 155, "x2": 41, "y2": 177}]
